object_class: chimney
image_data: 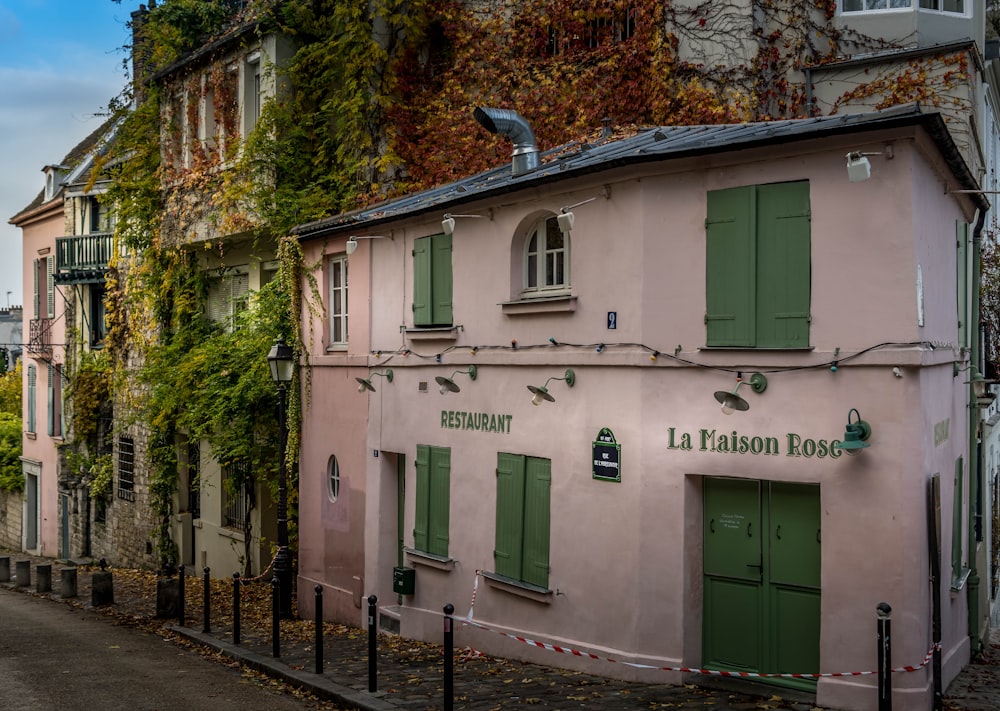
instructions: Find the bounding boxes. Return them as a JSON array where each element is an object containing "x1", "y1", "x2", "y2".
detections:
[{"x1": 473, "y1": 107, "x2": 539, "y2": 176}]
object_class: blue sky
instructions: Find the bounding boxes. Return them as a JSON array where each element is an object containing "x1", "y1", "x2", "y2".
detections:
[{"x1": 0, "y1": 0, "x2": 142, "y2": 306}]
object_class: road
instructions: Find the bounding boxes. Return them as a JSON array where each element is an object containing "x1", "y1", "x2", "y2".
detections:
[{"x1": 0, "y1": 588, "x2": 335, "y2": 710}]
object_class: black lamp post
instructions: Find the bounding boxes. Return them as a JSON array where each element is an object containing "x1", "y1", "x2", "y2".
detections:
[{"x1": 267, "y1": 337, "x2": 294, "y2": 618}]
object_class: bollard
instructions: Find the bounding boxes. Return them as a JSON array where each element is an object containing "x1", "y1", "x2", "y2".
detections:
[
  {"x1": 315, "y1": 585, "x2": 324, "y2": 674},
  {"x1": 368, "y1": 595, "x2": 378, "y2": 692},
  {"x1": 60, "y1": 567, "x2": 77, "y2": 598},
  {"x1": 92, "y1": 565, "x2": 114, "y2": 606},
  {"x1": 178, "y1": 564, "x2": 186, "y2": 626},
  {"x1": 0, "y1": 555, "x2": 9, "y2": 582},
  {"x1": 203, "y1": 567, "x2": 211, "y2": 633},
  {"x1": 15, "y1": 560, "x2": 30, "y2": 588},
  {"x1": 36, "y1": 563, "x2": 51, "y2": 594},
  {"x1": 232, "y1": 573, "x2": 241, "y2": 645},
  {"x1": 271, "y1": 576, "x2": 281, "y2": 658},
  {"x1": 443, "y1": 603, "x2": 454, "y2": 711},
  {"x1": 877, "y1": 602, "x2": 893, "y2": 711}
]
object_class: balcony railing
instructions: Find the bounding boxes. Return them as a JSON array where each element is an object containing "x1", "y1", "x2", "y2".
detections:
[
  {"x1": 56, "y1": 233, "x2": 113, "y2": 276},
  {"x1": 28, "y1": 318, "x2": 53, "y2": 358}
]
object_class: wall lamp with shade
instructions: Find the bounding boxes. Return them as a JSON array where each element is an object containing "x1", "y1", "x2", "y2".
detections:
[
  {"x1": 442, "y1": 212, "x2": 492, "y2": 236},
  {"x1": 835, "y1": 408, "x2": 872, "y2": 455},
  {"x1": 846, "y1": 145, "x2": 893, "y2": 183},
  {"x1": 356, "y1": 369, "x2": 393, "y2": 392},
  {"x1": 713, "y1": 372, "x2": 767, "y2": 414},
  {"x1": 954, "y1": 362, "x2": 994, "y2": 399},
  {"x1": 346, "y1": 234, "x2": 392, "y2": 255},
  {"x1": 527, "y1": 369, "x2": 575, "y2": 406},
  {"x1": 556, "y1": 185, "x2": 612, "y2": 236},
  {"x1": 435, "y1": 365, "x2": 477, "y2": 394}
]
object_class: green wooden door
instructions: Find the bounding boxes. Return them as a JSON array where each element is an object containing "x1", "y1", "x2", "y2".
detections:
[{"x1": 703, "y1": 478, "x2": 820, "y2": 690}]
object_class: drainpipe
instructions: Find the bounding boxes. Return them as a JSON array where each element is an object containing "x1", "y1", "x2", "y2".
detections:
[{"x1": 968, "y1": 206, "x2": 986, "y2": 652}]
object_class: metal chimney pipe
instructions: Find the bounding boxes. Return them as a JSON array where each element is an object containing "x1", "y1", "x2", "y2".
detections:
[{"x1": 474, "y1": 107, "x2": 539, "y2": 176}]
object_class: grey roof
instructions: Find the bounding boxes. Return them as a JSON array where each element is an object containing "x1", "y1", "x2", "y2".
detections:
[{"x1": 292, "y1": 103, "x2": 985, "y2": 239}]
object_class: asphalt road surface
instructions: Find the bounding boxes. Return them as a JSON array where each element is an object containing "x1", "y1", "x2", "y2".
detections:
[{"x1": 0, "y1": 588, "x2": 332, "y2": 710}]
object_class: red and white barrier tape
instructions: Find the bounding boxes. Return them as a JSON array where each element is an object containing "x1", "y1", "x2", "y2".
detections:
[{"x1": 457, "y1": 571, "x2": 936, "y2": 678}]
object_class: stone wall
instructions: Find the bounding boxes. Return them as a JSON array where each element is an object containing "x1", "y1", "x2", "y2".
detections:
[{"x1": 0, "y1": 488, "x2": 23, "y2": 550}]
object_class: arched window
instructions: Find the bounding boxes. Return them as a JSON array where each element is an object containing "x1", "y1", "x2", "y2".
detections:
[
  {"x1": 523, "y1": 215, "x2": 569, "y2": 295},
  {"x1": 327, "y1": 455, "x2": 341, "y2": 502}
]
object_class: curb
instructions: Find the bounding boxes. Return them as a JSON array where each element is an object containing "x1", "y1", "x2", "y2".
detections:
[{"x1": 170, "y1": 626, "x2": 401, "y2": 711}]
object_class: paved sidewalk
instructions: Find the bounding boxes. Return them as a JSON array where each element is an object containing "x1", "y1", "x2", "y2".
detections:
[{"x1": 3, "y1": 550, "x2": 998, "y2": 710}]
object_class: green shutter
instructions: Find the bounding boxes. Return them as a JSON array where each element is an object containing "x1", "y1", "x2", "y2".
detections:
[
  {"x1": 495, "y1": 453, "x2": 525, "y2": 579},
  {"x1": 706, "y1": 186, "x2": 755, "y2": 346},
  {"x1": 957, "y1": 222, "x2": 969, "y2": 348},
  {"x1": 428, "y1": 446, "x2": 451, "y2": 556},
  {"x1": 413, "y1": 445, "x2": 430, "y2": 551},
  {"x1": 522, "y1": 457, "x2": 551, "y2": 588},
  {"x1": 412, "y1": 237, "x2": 432, "y2": 326},
  {"x1": 431, "y1": 233, "x2": 453, "y2": 325},
  {"x1": 952, "y1": 457, "x2": 964, "y2": 581},
  {"x1": 755, "y1": 182, "x2": 810, "y2": 348}
]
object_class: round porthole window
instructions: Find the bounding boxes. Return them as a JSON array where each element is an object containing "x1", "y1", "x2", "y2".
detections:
[{"x1": 327, "y1": 455, "x2": 340, "y2": 502}]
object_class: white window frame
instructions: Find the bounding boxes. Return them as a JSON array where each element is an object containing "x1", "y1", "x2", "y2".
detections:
[
  {"x1": 918, "y1": 0, "x2": 966, "y2": 13},
  {"x1": 328, "y1": 255, "x2": 348, "y2": 348},
  {"x1": 327, "y1": 455, "x2": 341, "y2": 502},
  {"x1": 243, "y1": 51, "x2": 262, "y2": 137},
  {"x1": 522, "y1": 215, "x2": 570, "y2": 298},
  {"x1": 206, "y1": 266, "x2": 250, "y2": 329}
]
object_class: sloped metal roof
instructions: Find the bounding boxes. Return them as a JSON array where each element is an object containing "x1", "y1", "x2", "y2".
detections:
[{"x1": 292, "y1": 103, "x2": 985, "y2": 239}]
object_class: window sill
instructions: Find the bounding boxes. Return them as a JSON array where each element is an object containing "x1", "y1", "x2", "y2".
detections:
[
  {"x1": 219, "y1": 527, "x2": 245, "y2": 542},
  {"x1": 25, "y1": 432, "x2": 36, "y2": 440},
  {"x1": 405, "y1": 326, "x2": 460, "y2": 341},
  {"x1": 501, "y1": 295, "x2": 576, "y2": 316},
  {"x1": 403, "y1": 547, "x2": 455, "y2": 571},
  {"x1": 325, "y1": 345, "x2": 348, "y2": 353},
  {"x1": 699, "y1": 345, "x2": 814, "y2": 351},
  {"x1": 482, "y1": 571, "x2": 553, "y2": 604}
]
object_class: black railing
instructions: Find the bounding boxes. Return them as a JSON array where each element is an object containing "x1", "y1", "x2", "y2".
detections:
[
  {"x1": 55, "y1": 233, "x2": 113, "y2": 272},
  {"x1": 27, "y1": 318, "x2": 53, "y2": 356}
]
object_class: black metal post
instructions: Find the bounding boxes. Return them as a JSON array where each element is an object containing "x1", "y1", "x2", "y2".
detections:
[
  {"x1": 272, "y1": 576, "x2": 281, "y2": 657},
  {"x1": 877, "y1": 602, "x2": 892, "y2": 711},
  {"x1": 443, "y1": 603, "x2": 454, "y2": 711},
  {"x1": 274, "y1": 379, "x2": 293, "y2": 619},
  {"x1": 232, "y1": 572, "x2": 241, "y2": 645},
  {"x1": 368, "y1": 595, "x2": 378, "y2": 692},
  {"x1": 315, "y1": 585, "x2": 323, "y2": 674},
  {"x1": 178, "y1": 564, "x2": 185, "y2": 626},
  {"x1": 202, "y1": 567, "x2": 211, "y2": 633}
]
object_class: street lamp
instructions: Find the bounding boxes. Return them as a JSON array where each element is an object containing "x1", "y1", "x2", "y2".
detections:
[{"x1": 267, "y1": 337, "x2": 294, "y2": 618}]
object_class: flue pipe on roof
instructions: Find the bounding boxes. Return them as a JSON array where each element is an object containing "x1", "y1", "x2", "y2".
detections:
[{"x1": 474, "y1": 107, "x2": 539, "y2": 176}]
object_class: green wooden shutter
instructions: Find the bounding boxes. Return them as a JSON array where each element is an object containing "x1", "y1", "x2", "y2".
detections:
[
  {"x1": 957, "y1": 222, "x2": 969, "y2": 348},
  {"x1": 756, "y1": 182, "x2": 811, "y2": 348},
  {"x1": 495, "y1": 453, "x2": 525, "y2": 579},
  {"x1": 46, "y1": 255, "x2": 55, "y2": 319},
  {"x1": 413, "y1": 445, "x2": 430, "y2": 551},
  {"x1": 431, "y1": 233, "x2": 453, "y2": 325},
  {"x1": 412, "y1": 237, "x2": 432, "y2": 326},
  {"x1": 522, "y1": 457, "x2": 551, "y2": 588},
  {"x1": 706, "y1": 187, "x2": 754, "y2": 346},
  {"x1": 428, "y1": 446, "x2": 451, "y2": 556}
]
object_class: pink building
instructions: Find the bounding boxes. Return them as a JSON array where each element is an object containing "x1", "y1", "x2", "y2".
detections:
[{"x1": 292, "y1": 104, "x2": 988, "y2": 710}]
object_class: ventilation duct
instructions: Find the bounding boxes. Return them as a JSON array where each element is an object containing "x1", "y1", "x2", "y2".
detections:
[{"x1": 474, "y1": 107, "x2": 539, "y2": 176}]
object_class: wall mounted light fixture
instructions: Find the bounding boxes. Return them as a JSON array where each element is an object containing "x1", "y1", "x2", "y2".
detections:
[
  {"x1": 846, "y1": 145, "x2": 893, "y2": 183},
  {"x1": 435, "y1": 365, "x2": 477, "y2": 394},
  {"x1": 346, "y1": 234, "x2": 392, "y2": 255},
  {"x1": 836, "y1": 408, "x2": 872, "y2": 455},
  {"x1": 713, "y1": 372, "x2": 767, "y2": 414},
  {"x1": 356, "y1": 369, "x2": 393, "y2": 393},
  {"x1": 556, "y1": 185, "x2": 612, "y2": 236},
  {"x1": 954, "y1": 362, "x2": 992, "y2": 399},
  {"x1": 442, "y1": 213, "x2": 490, "y2": 236},
  {"x1": 527, "y1": 369, "x2": 576, "y2": 406}
]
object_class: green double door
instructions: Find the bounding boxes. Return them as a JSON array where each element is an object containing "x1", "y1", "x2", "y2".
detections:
[{"x1": 703, "y1": 478, "x2": 821, "y2": 691}]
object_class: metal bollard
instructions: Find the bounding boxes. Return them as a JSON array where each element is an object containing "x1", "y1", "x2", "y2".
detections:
[
  {"x1": 315, "y1": 585, "x2": 323, "y2": 674},
  {"x1": 368, "y1": 595, "x2": 378, "y2": 692},
  {"x1": 178, "y1": 564, "x2": 185, "y2": 626},
  {"x1": 271, "y1": 576, "x2": 281, "y2": 657},
  {"x1": 203, "y1": 567, "x2": 211, "y2": 633},
  {"x1": 443, "y1": 603, "x2": 455, "y2": 711},
  {"x1": 232, "y1": 573, "x2": 241, "y2": 645},
  {"x1": 877, "y1": 602, "x2": 892, "y2": 711}
]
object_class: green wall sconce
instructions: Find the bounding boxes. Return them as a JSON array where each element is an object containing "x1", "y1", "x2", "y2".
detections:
[
  {"x1": 436, "y1": 365, "x2": 477, "y2": 394},
  {"x1": 528, "y1": 369, "x2": 575, "y2": 406},
  {"x1": 356, "y1": 369, "x2": 393, "y2": 393},
  {"x1": 713, "y1": 372, "x2": 767, "y2": 414},
  {"x1": 836, "y1": 408, "x2": 872, "y2": 455}
]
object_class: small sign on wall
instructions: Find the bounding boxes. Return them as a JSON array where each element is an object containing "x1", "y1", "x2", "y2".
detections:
[{"x1": 592, "y1": 428, "x2": 621, "y2": 482}]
